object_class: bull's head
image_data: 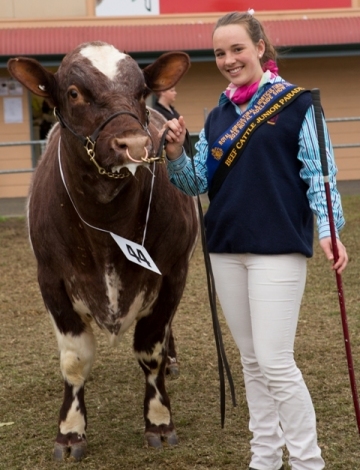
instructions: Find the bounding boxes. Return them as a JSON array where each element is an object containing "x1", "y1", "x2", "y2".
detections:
[{"x1": 7, "y1": 42, "x2": 190, "y2": 180}]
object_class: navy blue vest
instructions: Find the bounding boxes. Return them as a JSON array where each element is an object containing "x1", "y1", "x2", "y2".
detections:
[{"x1": 204, "y1": 88, "x2": 314, "y2": 257}]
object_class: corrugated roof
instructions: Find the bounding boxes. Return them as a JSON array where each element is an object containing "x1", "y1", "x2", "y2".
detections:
[
  {"x1": 265, "y1": 17, "x2": 360, "y2": 47},
  {"x1": 1, "y1": 16, "x2": 360, "y2": 57}
]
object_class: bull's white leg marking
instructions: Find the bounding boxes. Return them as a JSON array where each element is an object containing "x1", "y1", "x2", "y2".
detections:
[
  {"x1": 136, "y1": 340, "x2": 171, "y2": 425},
  {"x1": 136, "y1": 340, "x2": 163, "y2": 372},
  {"x1": 49, "y1": 315, "x2": 96, "y2": 388},
  {"x1": 49, "y1": 314, "x2": 96, "y2": 440},
  {"x1": 59, "y1": 385, "x2": 86, "y2": 436},
  {"x1": 80, "y1": 44, "x2": 126, "y2": 80},
  {"x1": 148, "y1": 377, "x2": 171, "y2": 426}
]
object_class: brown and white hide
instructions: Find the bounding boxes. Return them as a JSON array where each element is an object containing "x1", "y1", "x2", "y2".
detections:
[{"x1": 7, "y1": 42, "x2": 198, "y2": 461}]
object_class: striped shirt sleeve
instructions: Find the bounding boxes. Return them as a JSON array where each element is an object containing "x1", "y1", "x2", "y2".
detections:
[
  {"x1": 166, "y1": 128, "x2": 209, "y2": 195},
  {"x1": 298, "y1": 105, "x2": 345, "y2": 239}
]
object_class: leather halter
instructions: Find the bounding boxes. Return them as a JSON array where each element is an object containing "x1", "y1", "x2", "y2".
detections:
[{"x1": 54, "y1": 108, "x2": 166, "y2": 178}]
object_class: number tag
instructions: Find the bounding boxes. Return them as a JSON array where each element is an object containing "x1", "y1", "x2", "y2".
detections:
[{"x1": 110, "y1": 232, "x2": 161, "y2": 275}]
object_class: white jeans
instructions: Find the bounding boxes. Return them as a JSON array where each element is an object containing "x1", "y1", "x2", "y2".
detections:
[{"x1": 210, "y1": 253, "x2": 325, "y2": 470}]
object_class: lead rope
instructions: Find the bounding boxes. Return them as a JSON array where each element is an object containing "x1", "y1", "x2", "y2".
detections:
[
  {"x1": 184, "y1": 131, "x2": 237, "y2": 427},
  {"x1": 57, "y1": 137, "x2": 155, "y2": 247},
  {"x1": 142, "y1": 161, "x2": 156, "y2": 246}
]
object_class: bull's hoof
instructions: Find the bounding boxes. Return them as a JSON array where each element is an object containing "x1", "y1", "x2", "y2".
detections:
[
  {"x1": 53, "y1": 442, "x2": 69, "y2": 461},
  {"x1": 165, "y1": 430, "x2": 178, "y2": 446},
  {"x1": 166, "y1": 357, "x2": 180, "y2": 379},
  {"x1": 53, "y1": 439, "x2": 87, "y2": 462},
  {"x1": 145, "y1": 430, "x2": 179, "y2": 449},
  {"x1": 145, "y1": 432, "x2": 163, "y2": 449},
  {"x1": 69, "y1": 440, "x2": 87, "y2": 461}
]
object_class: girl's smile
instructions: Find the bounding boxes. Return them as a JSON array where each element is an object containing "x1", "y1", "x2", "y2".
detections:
[{"x1": 213, "y1": 24, "x2": 265, "y2": 88}]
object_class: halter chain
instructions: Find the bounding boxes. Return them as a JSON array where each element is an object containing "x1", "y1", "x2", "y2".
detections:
[{"x1": 55, "y1": 108, "x2": 166, "y2": 179}]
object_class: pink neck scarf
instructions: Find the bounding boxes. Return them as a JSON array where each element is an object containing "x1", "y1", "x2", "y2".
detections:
[{"x1": 225, "y1": 60, "x2": 279, "y2": 105}]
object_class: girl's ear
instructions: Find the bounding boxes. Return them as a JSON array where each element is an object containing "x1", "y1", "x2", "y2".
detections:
[{"x1": 257, "y1": 39, "x2": 266, "y2": 58}]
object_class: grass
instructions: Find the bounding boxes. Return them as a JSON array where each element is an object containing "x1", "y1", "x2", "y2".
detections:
[{"x1": 0, "y1": 195, "x2": 359, "y2": 469}]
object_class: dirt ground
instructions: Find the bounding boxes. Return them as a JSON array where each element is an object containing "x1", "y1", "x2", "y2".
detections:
[{"x1": 1, "y1": 198, "x2": 360, "y2": 469}]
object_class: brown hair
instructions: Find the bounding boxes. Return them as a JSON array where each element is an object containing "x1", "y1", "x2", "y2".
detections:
[{"x1": 213, "y1": 12, "x2": 277, "y2": 67}]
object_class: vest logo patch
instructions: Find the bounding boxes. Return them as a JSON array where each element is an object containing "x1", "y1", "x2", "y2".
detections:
[{"x1": 211, "y1": 147, "x2": 223, "y2": 160}]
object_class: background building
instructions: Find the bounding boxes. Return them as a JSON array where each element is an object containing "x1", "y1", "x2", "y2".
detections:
[{"x1": 0, "y1": 0, "x2": 359, "y2": 198}]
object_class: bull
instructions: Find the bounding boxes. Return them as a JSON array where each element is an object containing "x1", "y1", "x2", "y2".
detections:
[{"x1": 8, "y1": 41, "x2": 198, "y2": 461}]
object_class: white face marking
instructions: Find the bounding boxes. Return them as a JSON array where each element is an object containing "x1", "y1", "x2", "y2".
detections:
[{"x1": 80, "y1": 44, "x2": 127, "y2": 80}]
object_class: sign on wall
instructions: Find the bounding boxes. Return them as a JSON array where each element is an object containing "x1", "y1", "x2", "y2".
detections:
[
  {"x1": 96, "y1": 0, "x2": 159, "y2": 16},
  {"x1": 96, "y1": 0, "x2": 351, "y2": 16},
  {"x1": 160, "y1": 0, "x2": 352, "y2": 14},
  {"x1": 3, "y1": 97, "x2": 23, "y2": 124}
]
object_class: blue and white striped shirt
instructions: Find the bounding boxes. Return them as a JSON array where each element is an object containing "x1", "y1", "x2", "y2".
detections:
[{"x1": 167, "y1": 74, "x2": 345, "y2": 239}]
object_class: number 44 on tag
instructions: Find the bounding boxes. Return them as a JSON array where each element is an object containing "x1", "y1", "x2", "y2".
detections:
[{"x1": 110, "y1": 232, "x2": 161, "y2": 275}]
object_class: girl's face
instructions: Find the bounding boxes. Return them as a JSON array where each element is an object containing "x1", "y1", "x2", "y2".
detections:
[{"x1": 213, "y1": 24, "x2": 265, "y2": 87}]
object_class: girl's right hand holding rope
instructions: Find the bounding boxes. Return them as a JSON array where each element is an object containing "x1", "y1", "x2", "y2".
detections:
[{"x1": 160, "y1": 116, "x2": 187, "y2": 160}]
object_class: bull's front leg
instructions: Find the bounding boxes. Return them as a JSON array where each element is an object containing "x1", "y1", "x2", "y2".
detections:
[
  {"x1": 50, "y1": 315, "x2": 96, "y2": 461},
  {"x1": 40, "y1": 275, "x2": 96, "y2": 462},
  {"x1": 134, "y1": 319, "x2": 178, "y2": 449}
]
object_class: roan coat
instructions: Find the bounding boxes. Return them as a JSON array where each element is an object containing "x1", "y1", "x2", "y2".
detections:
[{"x1": 8, "y1": 42, "x2": 198, "y2": 461}]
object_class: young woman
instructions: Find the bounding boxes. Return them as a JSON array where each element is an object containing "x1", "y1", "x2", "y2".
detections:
[{"x1": 161, "y1": 10, "x2": 348, "y2": 470}]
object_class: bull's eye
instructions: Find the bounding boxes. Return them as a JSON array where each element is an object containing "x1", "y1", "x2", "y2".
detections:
[
  {"x1": 68, "y1": 87, "x2": 79, "y2": 99},
  {"x1": 67, "y1": 86, "x2": 89, "y2": 105}
]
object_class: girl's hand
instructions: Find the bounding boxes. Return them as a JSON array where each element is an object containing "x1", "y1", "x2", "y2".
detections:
[
  {"x1": 319, "y1": 237, "x2": 348, "y2": 274},
  {"x1": 159, "y1": 116, "x2": 187, "y2": 160}
]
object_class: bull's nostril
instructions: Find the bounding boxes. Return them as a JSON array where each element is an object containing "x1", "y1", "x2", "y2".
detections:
[
  {"x1": 112, "y1": 138, "x2": 128, "y2": 150},
  {"x1": 111, "y1": 140, "x2": 127, "y2": 152}
]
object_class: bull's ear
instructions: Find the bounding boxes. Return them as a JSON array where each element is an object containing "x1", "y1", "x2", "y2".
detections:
[
  {"x1": 143, "y1": 51, "x2": 190, "y2": 93},
  {"x1": 7, "y1": 57, "x2": 56, "y2": 103}
]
